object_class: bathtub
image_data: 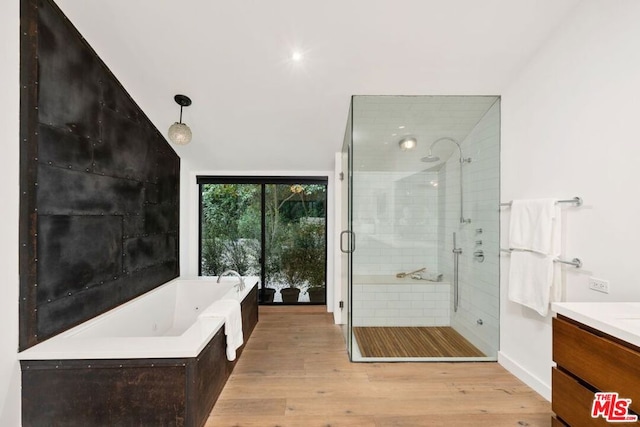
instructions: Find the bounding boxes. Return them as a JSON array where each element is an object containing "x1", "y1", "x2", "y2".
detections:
[
  {"x1": 19, "y1": 276, "x2": 259, "y2": 427},
  {"x1": 19, "y1": 276, "x2": 258, "y2": 360}
]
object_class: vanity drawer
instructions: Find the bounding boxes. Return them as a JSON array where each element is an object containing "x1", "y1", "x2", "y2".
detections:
[
  {"x1": 551, "y1": 417, "x2": 567, "y2": 427},
  {"x1": 553, "y1": 316, "x2": 640, "y2": 414},
  {"x1": 551, "y1": 368, "x2": 640, "y2": 427},
  {"x1": 551, "y1": 368, "x2": 627, "y2": 427}
]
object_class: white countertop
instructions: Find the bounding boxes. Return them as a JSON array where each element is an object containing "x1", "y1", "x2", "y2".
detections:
[{"x1": 552, "y1": 302, "x2": 640, "y2": 348}]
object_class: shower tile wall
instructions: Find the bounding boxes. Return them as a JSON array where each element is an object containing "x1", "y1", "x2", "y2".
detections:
[
  {"x1": 352, "y1": 282, "x2": 450, "y2": 327},
  {"x1": 352, "y1": 171, "x2": 438, "y2": 276},
  {"x1": 352, "y1": 170, "x2": 450, "y2": 327},
  {"x1": 438, "y1": 100, "x2": 500, "y2": 356}
]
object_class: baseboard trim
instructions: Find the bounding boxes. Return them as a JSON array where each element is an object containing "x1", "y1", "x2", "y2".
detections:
[{"x1": 498, "y1": 351, "x2": 551, "y2": 401}]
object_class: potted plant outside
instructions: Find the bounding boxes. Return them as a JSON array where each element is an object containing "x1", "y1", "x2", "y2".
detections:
[{"x1": 280, "y1": 247, "x2": 306, "y2": 303}]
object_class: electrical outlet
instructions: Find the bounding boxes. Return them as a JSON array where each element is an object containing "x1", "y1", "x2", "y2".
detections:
[{"x1": 589, "y1": 277, "x2": 610, "y2": 294}]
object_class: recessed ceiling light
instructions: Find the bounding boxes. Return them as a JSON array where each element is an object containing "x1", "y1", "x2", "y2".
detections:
[
  {"x1": 292, "y1": 51, "x2": 303, "y2": 62},
  {"x1": 398, "y1": 125, "x2": 405, "y2": 129},
  {"x1": 398, "y1": 137, "x2": 417, "y2": 151},
  {"x1": 391, "y1": 133, "x2": 397, "y2": 137}
]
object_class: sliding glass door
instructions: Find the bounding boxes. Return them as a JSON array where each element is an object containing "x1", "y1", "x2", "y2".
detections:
[
  {"x1": 198, "y1": 177, "x2": 328, "y2": 305},
  {"x1": 200, "y1": 183, "x2": 262, "y2": 278}
]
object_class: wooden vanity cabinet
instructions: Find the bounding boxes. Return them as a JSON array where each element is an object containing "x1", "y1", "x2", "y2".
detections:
[{"x1": 552, "y1": 315, "x2": 640, "y2": 426}]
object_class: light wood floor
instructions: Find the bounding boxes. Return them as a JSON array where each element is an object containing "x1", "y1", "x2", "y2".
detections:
[{"x1": 206, "y1": 306, "x2": 552, "y2": 427}]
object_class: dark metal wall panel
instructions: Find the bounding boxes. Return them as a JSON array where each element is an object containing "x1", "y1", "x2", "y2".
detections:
[
  {"x1": 157, "y1": 151, "x2": 180, "y2": 204},
  {"x1": 36, "y1": 164, "x2": 146, "y2": 215},
  {"x1": 145, "y1": 203, "x2": 179, "y2": 235},
  {"x1": 94, "y1": 107, "x2": 156, "y2": 181},
  {"x1": 36, "y1": 215, "x2": 123, "y2": 304},
  {"x1": 36, "y1": 0, "x2": 103, "y2": 140},
  {"x1": 19, "y1": 0, "x2": 180, "y2": 350},
  {"x1": 19, "y1": 0, "x2": 41, "y2": 349},
  {"x1": 101, "y1": 73, "x2": 141, "y2": 123},
  {"x1": 37, "y1": 123, "x2": 93, "y2": 171},
  {"x1": 22, "y1": 360, "x2": 187, "y2": 427},
  {"x1": 36, "y1": 261, "x2": 178, "y2": 339},
  {"x1": 124, "y1": 234, "x2": 177, "y2": 272}
]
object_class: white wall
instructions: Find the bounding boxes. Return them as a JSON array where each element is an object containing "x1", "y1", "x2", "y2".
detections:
[
  {"x1": 500, "y1": 0, "x2": 640, "y2": 400},
  {"x1": 0, "y1": 0, "x2": 22, "y2": 425}
]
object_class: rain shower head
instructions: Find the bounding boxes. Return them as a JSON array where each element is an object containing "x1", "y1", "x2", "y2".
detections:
[
  {"x1": 423, "y1": 137, "x2": 471, "y2": 164},
  {"x1": 421, "y1": 153, "x2": 440, "y2": 163},
  {"x1": 422, "y1": 136, "x2": 471, "y2": 224}
]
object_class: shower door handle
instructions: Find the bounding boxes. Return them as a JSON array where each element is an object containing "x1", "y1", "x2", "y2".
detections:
[{"x1": 340, "y1": 230, "x2": 356, "y2": 253}]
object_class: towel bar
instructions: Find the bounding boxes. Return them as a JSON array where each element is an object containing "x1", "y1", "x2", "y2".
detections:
[
  {"x1": 500, "y1": 248, "x2": 582, "y2": 268},
  {"x1": 500, "y1": 196, "x2": 582, "y2": 207}
]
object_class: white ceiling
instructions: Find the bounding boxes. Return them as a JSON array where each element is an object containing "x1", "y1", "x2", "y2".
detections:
[
  {"x1": 54, "y1": 0, "x2": 581, "y2": 172},
  {"x1": 351, "y1": 95, "x2": 498, "y2": 172}
]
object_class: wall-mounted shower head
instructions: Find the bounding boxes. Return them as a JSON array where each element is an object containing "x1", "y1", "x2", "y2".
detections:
[
  {"x1": 423, "y1": 136, "x2": 471, "y2": 224},
  {"x1": 421, "y1": 152, "x2": 440, "y2": 163},
  {"x1": 425, "y1": 137, "x2": 471, "y2": 164}
]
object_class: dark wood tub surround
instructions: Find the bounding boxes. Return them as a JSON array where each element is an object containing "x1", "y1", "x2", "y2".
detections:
[
  {"x1": 20, "y1": 0, "x2": 180, "y2": 351},
  {"x1": 22, "y1": 285, "x2": 259, "y2": 427}
]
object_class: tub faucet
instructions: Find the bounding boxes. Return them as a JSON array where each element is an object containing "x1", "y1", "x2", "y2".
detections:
[{"x1": 217, "y1": 270, "x2": 245, "y2": 291}]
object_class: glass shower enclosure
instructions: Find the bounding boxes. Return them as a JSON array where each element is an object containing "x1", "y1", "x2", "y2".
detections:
[{"x1": 341, "y1": 95, "x2": 500, "y2": 361}]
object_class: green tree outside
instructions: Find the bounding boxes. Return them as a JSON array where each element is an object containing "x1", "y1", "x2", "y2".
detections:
[{"x1": 201, "y1": 182, "x2": 326, "y2": 301}]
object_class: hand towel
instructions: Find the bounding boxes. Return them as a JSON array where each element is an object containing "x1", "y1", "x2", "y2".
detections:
[
  {"x1": 200, "y1": 299, "x2": 244, "y2": 361},
  {"x1": 508, "y1": 199, "x2": 562, "y2": 316},
  {"x1": 508, "y1": 251, "x2": 554, "y2": 316},
  {"x1": 509, "y1": 199, "x2": 557, "y2": 254}
]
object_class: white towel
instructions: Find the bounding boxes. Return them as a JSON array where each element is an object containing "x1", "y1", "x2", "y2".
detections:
[
  {"x1": 200, "y1": 299, "x2": 244, "y2": 361},
  {"x1": 508, "y1": 251, "x2": 555, "y2": 316},
  {"x1": 509, "y1": 199, "x2": 557, "y2": 254},
  {"x1": 508, "y1": 199, "x2": 562, "y2": 316}
]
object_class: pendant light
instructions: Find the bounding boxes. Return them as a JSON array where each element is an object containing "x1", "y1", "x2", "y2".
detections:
[{"x1": 168, "y1": 94, "x2": 192, "y2": 145}]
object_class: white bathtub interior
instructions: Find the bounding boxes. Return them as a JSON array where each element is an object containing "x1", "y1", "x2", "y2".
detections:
[{"x1": 18, "y1": 276, "x2": 258, "y2": 360}]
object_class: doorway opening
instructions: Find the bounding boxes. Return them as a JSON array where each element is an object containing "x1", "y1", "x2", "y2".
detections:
[{"x1": 198, "y1": 176, "x2": 328, "y2": 305}]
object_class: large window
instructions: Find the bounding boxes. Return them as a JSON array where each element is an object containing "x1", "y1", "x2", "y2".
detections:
[{"x1": 198, "y1": 177, "x2": 327, "y2": 304}]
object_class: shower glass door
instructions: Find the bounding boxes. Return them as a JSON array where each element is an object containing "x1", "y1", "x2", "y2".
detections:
[
  {"x1": 346, "y1": 95, "x2": 500, "y2": 362},
  {"x1": 340, "y1": 103, "x2": 353, "y2": 355}
]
